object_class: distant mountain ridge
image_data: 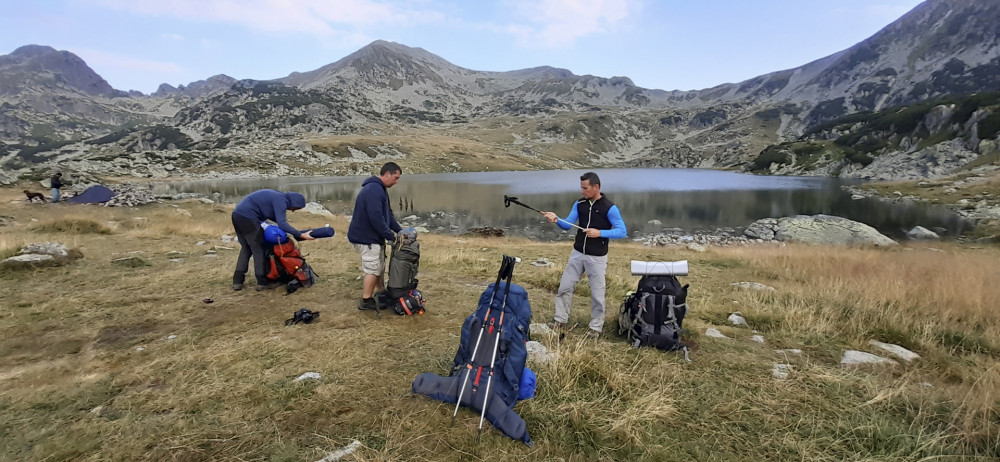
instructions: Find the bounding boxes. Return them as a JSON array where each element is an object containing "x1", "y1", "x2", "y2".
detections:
[
  {"x1": 1, "y1": 0, "x2": 999, "y2": 184},
  {"x1": 709, "y1": 0, "x2": 1000, "y2": 119},
  {"x1": 152, "y1": 74, "x2": 238, "y2": 98}
]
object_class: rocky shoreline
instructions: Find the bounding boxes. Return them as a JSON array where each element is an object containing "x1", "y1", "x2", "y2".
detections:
[{"x1": 840, "y1": 166, "x2": 1000, "y2": 238}]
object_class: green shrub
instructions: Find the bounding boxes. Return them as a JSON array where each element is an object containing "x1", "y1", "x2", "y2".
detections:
[
  {"x1": 977, "y1": 110, "x2": 1000, "y2": 140},
  {"x1": 87, "y1": 128, "x2": 134, "y2": 145},
  {"x1": 845, "y1": 149, "x2": 874, "y2": 166},
  {"x1": 751, "y1": 146, "x2": 791, "y2": 171},
  {"x1": 792, "y1": 143, "x2": 823, "y2": 155}
]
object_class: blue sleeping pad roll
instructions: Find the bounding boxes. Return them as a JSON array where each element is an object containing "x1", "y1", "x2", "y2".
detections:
[
  {"x1": 263, "y1": 224, "x2": 289, "y2": 244},
  {"x1": 307, "y1": 226, "x2": 335, "y2": 238}
]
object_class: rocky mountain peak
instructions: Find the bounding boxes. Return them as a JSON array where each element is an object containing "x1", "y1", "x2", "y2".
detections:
[
  {"x1": 278, "y1": 39, "x2": 466, "y2": 90},
  {"x1": 152, "y1": 74, "x2": 237, "y2": 98},
  {"x1": 156, "y1": 83, "x2": 178, "y2": 94},
  {"x1": 9, "y1": 44, "x2": 59, "y2": 59},
  {"x1": 503, "y1": 66, "x2": 575, "y2": 79},
  {"x1": 0, "y1": 44, "x2": 118, "y2": 98}
]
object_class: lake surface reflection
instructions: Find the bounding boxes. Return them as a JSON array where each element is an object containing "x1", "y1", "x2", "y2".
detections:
[{"x1": 153, "y1": 168, "x2": 970, "y2": 240}]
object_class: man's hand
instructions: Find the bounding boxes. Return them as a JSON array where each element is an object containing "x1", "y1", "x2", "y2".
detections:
[
  {"x1": 542, "y1": 211, "x2": 558, "y2": 223},
  {"x1": 299, "y1": 230, "x2": 315, "y2": 241},
  {"x1": 584, "y1": 228, "x2": 601, "y2": 238}
]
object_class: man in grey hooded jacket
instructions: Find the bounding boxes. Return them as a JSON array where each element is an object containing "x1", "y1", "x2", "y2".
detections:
[{"x1": 232, "y1": 189, "x2": 314, "y2": 291}]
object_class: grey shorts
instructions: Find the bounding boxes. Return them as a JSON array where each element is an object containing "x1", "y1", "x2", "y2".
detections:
[{"x1": 353, "y1": 243, "x2": 385, "y2": 275}]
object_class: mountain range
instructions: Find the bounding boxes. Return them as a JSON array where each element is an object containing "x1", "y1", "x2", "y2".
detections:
[{"x1": 1, "y1": 0, "x2": 998, "y2": 184}]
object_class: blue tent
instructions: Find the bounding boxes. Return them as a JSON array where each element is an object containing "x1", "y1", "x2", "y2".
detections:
[{"x1": 67, "y1": 185, "x2": 116, "y2": 204}]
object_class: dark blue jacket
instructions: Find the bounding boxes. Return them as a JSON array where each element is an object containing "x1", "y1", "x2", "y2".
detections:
[
  {"x1": 348, "y1": 176, "x2": 401, "y2": 245},
  {"x1": 233, "y1": 189, "x2": 307, "y2": 239}
]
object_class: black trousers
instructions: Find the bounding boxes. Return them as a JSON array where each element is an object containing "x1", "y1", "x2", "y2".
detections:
[{"x1": 232, "y1": 213, "x2": 267, "y2": 285}]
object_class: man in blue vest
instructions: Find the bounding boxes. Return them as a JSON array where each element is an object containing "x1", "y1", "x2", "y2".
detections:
[
  {"x1": 348, "y1": 162, "x2": 403, "y2": 311},
  {"x1": 231, "y1": 189, "x2": 314, "y2": 291},
  {"x1": 542, "y1": 172, "x2": 627, "y2": 339}
]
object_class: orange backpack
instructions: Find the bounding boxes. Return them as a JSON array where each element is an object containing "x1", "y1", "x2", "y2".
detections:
[{"x1": 265, "y1": 241, "x2": 317, "y2": 293}]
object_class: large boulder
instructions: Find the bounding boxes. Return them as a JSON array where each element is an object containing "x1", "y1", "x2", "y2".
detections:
[
  {"x1": 744, "y1": 218, "x2": 777, "y2": 240},
  {"x1": 921, "y1": 104, "x2": 955, "y2": 135},
  {"x1": 19, "y1": 242, "x2": 69, "y2": 258},
  {"x1": 2, "y1": 242, "x2": 73, "y2": 269},
  {"x1": 301, "y1": 202, "x2": 334, "y2": 218},
  {"x1": 0, "y1": 169, "x2": 20, "y2": 185},
  {"x1": 905, "y1": 226, "x2": 940, "y2": 240},
  {"x1": 746, "y1": 215, "x2": 896, "y2": 246}
]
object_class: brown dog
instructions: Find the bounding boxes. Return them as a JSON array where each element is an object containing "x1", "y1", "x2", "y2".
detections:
[{"x1": 24, "y1": 190, "x2": 47, "y2": 203}]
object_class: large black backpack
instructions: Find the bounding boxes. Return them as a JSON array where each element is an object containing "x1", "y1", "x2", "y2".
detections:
[
  {"x1": 387, "y1": 238, "x2": 424, "y2": 315},
  {"x1": 618, "y1": 275, "x2": 689, "y2": 351}
]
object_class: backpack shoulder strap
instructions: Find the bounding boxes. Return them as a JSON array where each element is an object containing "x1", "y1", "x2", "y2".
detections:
[{"x1": 651, "y1": 293, "x2": 663, "y2": 335}]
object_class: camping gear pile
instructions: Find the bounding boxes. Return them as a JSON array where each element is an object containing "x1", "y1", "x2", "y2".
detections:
[
  {"x1": 618, "y1": 260, "x2": 691, "y2": 361},
  {"x1": 412, "y1": 255, "x2": 533, "y2": 445},
  {"x1": 262, "y1": 224, "x2": 320, "y2": 294}
]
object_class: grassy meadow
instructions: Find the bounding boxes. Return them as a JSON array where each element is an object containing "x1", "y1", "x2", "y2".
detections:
[{"x1": 0, "y1": 187, "x2": 998, "y2": 461}]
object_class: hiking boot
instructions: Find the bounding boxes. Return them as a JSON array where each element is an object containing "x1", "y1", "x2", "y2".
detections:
[
  {"x1": 586, "y1": 329, "x2": 601, "y2": 340},
  {"x1": 547, "y1": 320, "x2": 567, "y2": 332},
  {"x1": 256, "y1": 281, "x2": 283, "y2": 291},
  {"x1": 358, "y1": 297, "x2": 378, "y2": 311},
  {"x1": 232, "y1": 283, "x2": 244, "y2": 291}
]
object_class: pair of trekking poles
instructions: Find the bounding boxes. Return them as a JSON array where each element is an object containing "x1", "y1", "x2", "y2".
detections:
[{"x1": 450, "y1": 254, "x2": 519, "y2": 439}]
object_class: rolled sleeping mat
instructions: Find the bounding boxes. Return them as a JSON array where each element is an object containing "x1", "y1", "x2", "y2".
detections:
[
  {"x1": 630, "y1": 260, "x2": 689, "y2": 276},
  {"x1": 305, "y1": 226, "x2": 335, "y2": 239}
]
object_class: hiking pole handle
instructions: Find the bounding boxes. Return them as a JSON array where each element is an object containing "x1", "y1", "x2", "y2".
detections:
[{"x1": 550, "y1": 214, "x2": 586, "y2": 232}]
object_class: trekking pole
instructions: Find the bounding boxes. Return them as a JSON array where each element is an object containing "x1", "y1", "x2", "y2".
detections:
[
  {"x1": 478, "y1": 309, "x2": 506, "y2": 440},
  {"x1": 503, "y1": 195, "x2": 586, "y2": 231},
  {"x1": 558, "y1": 322, "x2": 580, "y2": 343},
  {"x1": 477, "y1": 258, "x2": 516, "y2": 440},
  {"x1": 451, "y1": 255, "x2": 514, "y2": 427}
]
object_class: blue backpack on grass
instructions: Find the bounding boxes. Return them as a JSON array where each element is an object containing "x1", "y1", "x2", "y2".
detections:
[{"x1": 412, "y1": 256, "x2": 533, "y2": 445}]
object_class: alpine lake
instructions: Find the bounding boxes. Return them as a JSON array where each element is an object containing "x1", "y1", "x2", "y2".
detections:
[{"x1": 152, "y1": 168, "x2": 970, "y2": 241}]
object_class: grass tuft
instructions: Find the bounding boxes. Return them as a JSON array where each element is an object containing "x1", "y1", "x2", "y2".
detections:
[{"x1": 31, "y1": 217, "x2": 112, "y2": 234}]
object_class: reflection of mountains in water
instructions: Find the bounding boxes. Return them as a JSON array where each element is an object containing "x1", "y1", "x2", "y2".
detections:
[{"x1": 154, "y1": 171, "x2": 970, "y2": 239}]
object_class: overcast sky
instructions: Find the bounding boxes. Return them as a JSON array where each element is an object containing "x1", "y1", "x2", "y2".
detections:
[{"x1": 2, "y1": 0, "x2": 926, "y2": 94}]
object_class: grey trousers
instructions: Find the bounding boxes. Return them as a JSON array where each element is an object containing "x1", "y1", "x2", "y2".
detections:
[{"x1": 554, "y1": 249, "x2": 608, "y2": 333}]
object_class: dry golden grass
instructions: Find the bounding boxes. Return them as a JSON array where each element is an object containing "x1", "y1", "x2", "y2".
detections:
[{"x1": 0, "y1": 188, "x2": 998, "y2": 461}]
